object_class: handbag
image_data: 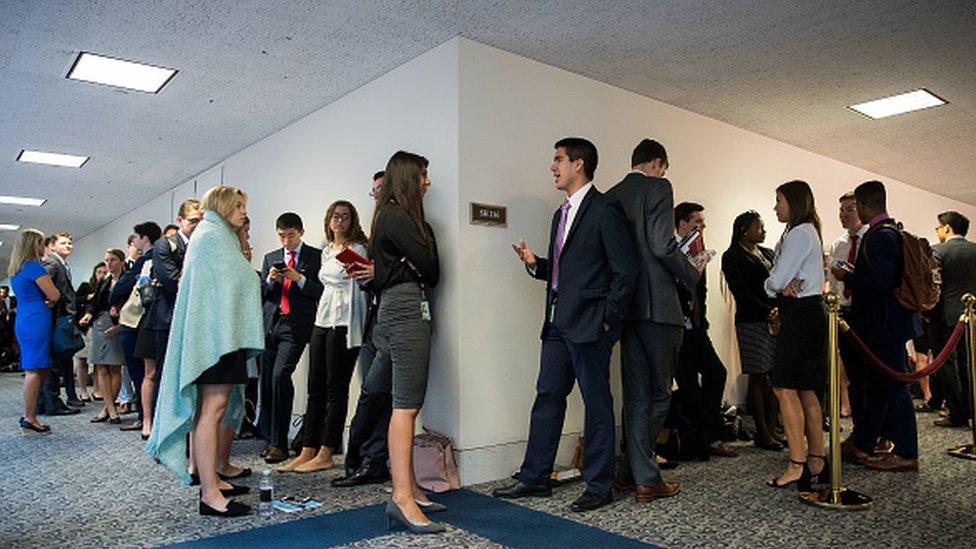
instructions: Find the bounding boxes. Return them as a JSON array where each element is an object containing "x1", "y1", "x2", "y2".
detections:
[
  {"x1": 413, "y1": 427, "x2": 460, "y2": 493},
  {"x1": 51, "y1": 314, "x2": 85, "y2": 359}
]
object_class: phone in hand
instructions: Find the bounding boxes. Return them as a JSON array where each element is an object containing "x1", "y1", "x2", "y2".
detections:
[
  {"x1": 272, "y1": 261, "x2": 287, "y2": 271},
  {"x1": 834, "y1": 260, "x2": 854, "y2": 273}
]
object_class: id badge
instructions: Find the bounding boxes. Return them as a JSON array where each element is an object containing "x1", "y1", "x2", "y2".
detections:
[
  {"x1": 549, "y1": 303, "x2": 556, "y2": 323},
  {"x1": 420, "y1": 299, "x2": 432, "y2": 322}
]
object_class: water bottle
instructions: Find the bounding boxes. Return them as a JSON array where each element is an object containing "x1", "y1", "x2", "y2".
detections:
[{"x1": 259, "y1": 469, "x2": 274, "y2": 517}]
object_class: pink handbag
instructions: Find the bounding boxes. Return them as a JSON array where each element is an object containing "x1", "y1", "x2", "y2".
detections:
[{"x1": 413, "y1": 427, "x2": 460, "y2": 493}]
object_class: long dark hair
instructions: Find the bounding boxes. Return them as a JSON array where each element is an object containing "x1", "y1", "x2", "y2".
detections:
[
  {"x1": 89, "y1": 262, "x2": 106, "y2": 287},
  {"x1": 371, "y1": 151, "x2": 433, "y2": 250},
  {"x1": 728, "y1": 210, "x2": 761, "y2": 252},
  {"x1": 325, "y1": 200, "x2": 368, "y2": 246},
  {"x1": 776, "y1": 180, "x2": 822, "y2": 240}
]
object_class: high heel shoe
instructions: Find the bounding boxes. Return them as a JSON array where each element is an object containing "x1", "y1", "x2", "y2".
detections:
[
  {"x1": 766, "y1": 459, "x2": 805, "y2": 488},
  {"x1": 385, "y1": 500, "x2": 446, "y2": 534},
  {"x1": 199, "y1": 492, "x2": 251, "y2": 517},
  {"x1": 415, "y1": 499, "x2": 447, "y2": 513},
  {"x1": 798, "y1": 454, "x2": 828, "y2": 492}
]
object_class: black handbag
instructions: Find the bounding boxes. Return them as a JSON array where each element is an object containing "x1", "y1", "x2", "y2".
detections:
[{"x1": 51, "y1": 314, "x2": 84, "y2": 359}]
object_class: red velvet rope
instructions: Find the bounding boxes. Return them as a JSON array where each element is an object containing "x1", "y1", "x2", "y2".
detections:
[{"x1": 843, "y1": 320, "x2": 967, "y2": 383}]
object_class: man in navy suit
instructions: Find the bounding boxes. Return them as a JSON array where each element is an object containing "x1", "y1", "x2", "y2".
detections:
[
  {"x1": 831, "y1": 180, "x2": 919, "y2": 471},
  {"x1": 257, "y1": 213, "x2": 324, "y2": 463},
  {"x1": 494, "y1": 137, "x2": 639, "y2": 512}
]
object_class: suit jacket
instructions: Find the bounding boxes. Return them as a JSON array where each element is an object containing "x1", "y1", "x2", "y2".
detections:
[
  {"x1": 678, "y1": 271, "x2": 709, "y2": 331},
  {"x1": 531, "y1": 186, "x2": 639, "y2": 344},
  {"x1": 147, "y1": 233, "x2": 187, "y2": 330},
  {"x1": 845, "y1": 218, "x2": 918, "y2": 345},
  {"x1": 933, "y1": 237, "x2": 976, "y2": 326},
  {"x1": 261, "y1": 243, "x2": 324, "y2": 334},
  {"x1": 721, "y1": 245, "x2": 776, "y2": 325},
  {"x1": 42, "y1": 255, "x2": 76, "y2": 315},
  {"x1": 605, "y1": 173, "x2": 699, "y2": 326}
]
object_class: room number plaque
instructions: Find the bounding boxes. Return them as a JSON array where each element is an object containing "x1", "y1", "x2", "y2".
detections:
[{"x1": 470, "y1": 202, "x2": 507, "y2": 227}]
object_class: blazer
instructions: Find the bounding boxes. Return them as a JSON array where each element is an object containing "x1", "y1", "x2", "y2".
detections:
[
  {"x1": 261, "y1": 243, "x2": 325, "y2": 333},
  {"x1": 146, "y1": 233, "x2": 187, "y2": 330},
  {"x1": 605, "y1": 173, "x2": 699, "y2": 326},
  {"x1": 530, "y1": 186, "x2": 639, "y2": 344},
  {"x1": 932, "y1": 237, "x2": 976, "y2": 326},
  {"x1": 42, "y1": 255, "x2": 76, "y2": 315},
  {"x1": 845, "y1": 218, "x2": 918, "y2": 345},
  {"x1": 678, "y1": 271, "x2": 709, "y2": 330},
  {"x1": 721, "y1": 245, "x2": 776, "y2": 324}
]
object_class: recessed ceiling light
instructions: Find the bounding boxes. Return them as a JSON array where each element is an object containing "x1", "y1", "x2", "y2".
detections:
[
  {"x1": 0, "y1": 224, "x2": 20, "y2": 231},
  {"x1": 0, "y1": 195, "x2": 46, "y2": 207},
  {"x1": 17, "y1": 149, "x2": 89, "y2": 168},
  {"x1": 849, "y1": 89, "x2": 947, "y2": 119},
  {"x1": 67, "y1": 52, "x2": 177, "y2": 93}
]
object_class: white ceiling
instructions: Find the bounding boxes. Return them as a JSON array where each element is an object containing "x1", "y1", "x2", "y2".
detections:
[{"x1": 2, "y1": 0, "x2": 974, "y2": 263}]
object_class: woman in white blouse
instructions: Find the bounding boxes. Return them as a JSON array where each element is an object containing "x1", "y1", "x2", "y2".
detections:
[
  {"x1": 763, "y1": 180, "x2": 828, "y2": 490},
  {"x1": 279, "y1": 200, "x2": 369, "y2": 473}
]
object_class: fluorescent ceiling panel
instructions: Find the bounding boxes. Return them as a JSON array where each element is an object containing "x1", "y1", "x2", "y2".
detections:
[
  {"x1": 67, "y1": 52, "x2": 177, "y2": 93},
  {"x1": 0, "y1": 224, "x2": 21, "y2": 231},
  {"x1": 849, "y1": 89, "x2": 946, "y2": 119},
  {"x1": 0, "y1": 195, "x2": 46, "y2": 207},
  {"x1": 17, "y1": 149, "x2": 89, "y2": 168}
]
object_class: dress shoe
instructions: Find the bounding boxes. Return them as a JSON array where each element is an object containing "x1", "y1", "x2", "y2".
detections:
[
  {"x1": 874, "y1": 439, "x2": 894, "y2": 455},
  {"x1": 634, "y1": 481, "x2": 680, "y2": 502},
  {"x1": 415, "y1": 500, "x2": 447, "y2": 513},
  {"x1": 220, "y1": 484, "x2": 250, "y2": 497},
  {"x1": 264, "y1": 446, "x2": 288, "y2": 464},
  {"x1": 259, "y1": 444, "x2": 272, "y2": 458},
  {"x1": 492, "y1": 481, "x2": 552, "y2": 499},
  {"x1": 865, "y1": 453, "x2": 919, "y2": 472},
  {"x1": 19, "y1": 417, "x2": 52, "y2": 435},
  {"x1": 385, "y1": 500, "x2": 446, "y2": 534},
  {"x1": 933, "y1": 418, "x2": 968, "y2": 428},
  {"x1": 570, "y1": 490, "x2": 612, "y2": 512},
  {"x1": 840, "y1": 439, "x2": 870, "y2": 465},
  {"x1": 613, "y1": 472, "x2": 635, "y2": 492},
  {"x1": 709, "y1": 442, "x2": 738, "y2": 457},
  {"x1": 49, "y1": 406, "x2": 81, "y2": 416},
  {"x1": 331, "y1": 463, "x2": 390, "y2": 487},
  {"x1": 199, "y1": 493, "x2": 252, "y2": 517},
  {"x1": 108, "y1": 417, "x2": 122, "y2": 425},
  {"x1": 66, "y1": 399, "x2": 87, "y2": 407},
  {"x1": 218, "y1": 468, "x2": 252, "y2": 481}
]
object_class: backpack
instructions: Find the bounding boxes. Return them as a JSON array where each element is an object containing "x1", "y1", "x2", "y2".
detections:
[{"x1": 869, "y1": 222, "x2": 941, "y2": 312}]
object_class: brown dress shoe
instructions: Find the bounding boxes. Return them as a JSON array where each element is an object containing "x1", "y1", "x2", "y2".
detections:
[
  {"x1": 613, "y1": 472, "x2": 635, "y2": 492},
  {"x1": 259, "y1": 444, "x2": 272, "y2": 458},
  {"x1": 865, "y1": 453, "x2": 918, "y2": 472},
  {"x1": 264, "y1": 446, "x2": 288, "y2": 464},
  {"x1": 634, "y1": 481, "x2": 680, "y2": 502},
  {"x1": 873, "y1": 439, "x2": 894, "y2": 455},
  {"x1": 709, "y1": 442, "x2": 738, "y2": 457},
  {"x1": 840, "y1": 439, "x2": 870, "y2": 464}
]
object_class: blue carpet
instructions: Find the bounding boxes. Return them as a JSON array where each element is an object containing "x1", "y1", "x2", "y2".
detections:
[{"x1": 169, "y1": 490, "x2": 655, "y2": 548}]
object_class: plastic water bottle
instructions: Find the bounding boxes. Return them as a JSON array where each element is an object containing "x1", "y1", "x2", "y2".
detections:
[{"x1": 259, "y1": 469, "x2": 274, "y2": 517}]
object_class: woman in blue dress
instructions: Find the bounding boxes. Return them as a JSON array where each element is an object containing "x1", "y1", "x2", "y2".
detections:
[{"x1": 8, "y1": 229, "x2": 62, "y2": 434}]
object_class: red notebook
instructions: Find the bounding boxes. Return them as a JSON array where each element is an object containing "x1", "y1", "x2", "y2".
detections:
[{"x1": 335, "y1": 247, "x2": 371, "y2": 267}]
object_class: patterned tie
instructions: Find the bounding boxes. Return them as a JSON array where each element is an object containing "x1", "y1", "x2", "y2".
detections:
[
  {"x1": 843, "y1": 234, "x2": 858, "y2": 299},
  {"x1": 551, "y1": 201, "x2": 571, "y2": 291},
  {"x1": 279, "y1": 249, "x2": 295, "y2": 315}
]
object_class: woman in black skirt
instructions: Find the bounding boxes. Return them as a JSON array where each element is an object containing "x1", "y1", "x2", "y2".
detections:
[
  {"x1": 721, "y1": 211, "x2": 783, "y2": 451},
  {"x1": 370, "y1": 151, "x2": 444, "y2": 534},
  {"x1": 762, "y1": 180, "x2": 827, "y2": 489}
]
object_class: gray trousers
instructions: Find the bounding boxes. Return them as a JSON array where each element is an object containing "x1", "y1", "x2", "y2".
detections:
[{"x1": 618, "y1": 321, "x2": 683, "y2": 484}]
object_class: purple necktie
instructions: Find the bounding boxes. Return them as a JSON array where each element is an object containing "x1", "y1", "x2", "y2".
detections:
[{"x1": 551, "y1": 200, "x2": 571, "y2": 290}]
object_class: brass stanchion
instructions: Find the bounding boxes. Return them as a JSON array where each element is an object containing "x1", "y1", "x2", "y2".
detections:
[
  {"x1": 948, "y1": 293, "x2": 976, "y2": 460},
  {"x1": 801, "y1": 293, "x2": 872, "y2": 510}
]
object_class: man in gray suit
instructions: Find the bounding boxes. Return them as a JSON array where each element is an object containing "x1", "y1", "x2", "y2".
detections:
[
  {"x1": 606, "y1": 139, "x2": 700, "y2": 502},
  {"x1": 42, "y1": 231, "x2": 82, "y2": 413},
  {"x1": 932, "y1": 211, "x2": 976, "y2": 428}
]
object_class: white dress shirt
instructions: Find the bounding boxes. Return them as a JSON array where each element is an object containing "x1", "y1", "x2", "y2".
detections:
[
  {"x1": 314, "y1": 243, "x2": 369, "y2": 348},
  {"x1": 560, "y1": 183, "x2": 593, "y2": 248},
  {"x1": 827, "y1": 224, "x2": 868, "y2": 306},
  {"x1": 765, "y1": 223, "x2": 825, "y2": 298}
]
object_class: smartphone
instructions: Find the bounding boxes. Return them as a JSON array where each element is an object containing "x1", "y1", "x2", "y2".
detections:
[
  {"x1": 835, "y1": 260, "x2": 853, "y2": 272},
  {"x1": 272, "y1": 261, "x2": 287, "y2": 271}
]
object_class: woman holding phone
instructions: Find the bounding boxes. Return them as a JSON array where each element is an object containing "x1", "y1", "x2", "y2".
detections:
[{"x1": 279, "y1": 200, "x2": 369, "y2": 473}]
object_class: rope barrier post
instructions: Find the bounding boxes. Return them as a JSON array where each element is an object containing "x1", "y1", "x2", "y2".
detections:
[
  {"x1": 801, "y1": 292, "x2": 872, "y2": 510},
  {"x1": 948, "y1": 293, "x2": 976, "y2": 460}
]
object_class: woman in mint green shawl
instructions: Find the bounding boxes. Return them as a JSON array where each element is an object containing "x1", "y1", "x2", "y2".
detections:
[{"x1": 146, "y1": 185, "x2": 264, "y2": 517}]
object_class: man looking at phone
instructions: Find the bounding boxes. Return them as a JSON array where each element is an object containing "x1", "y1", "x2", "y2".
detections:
[{"x1": 258, "y1": 213, "x2": 324, "y2": 463}]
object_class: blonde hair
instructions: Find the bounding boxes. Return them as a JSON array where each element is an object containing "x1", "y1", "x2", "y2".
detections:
[
  {"x1": 200, "y1": 185, "x2": 248, "y2": 222},
  {"x1": 7, "y1": 229, "x2": 46, "y2": 277}
]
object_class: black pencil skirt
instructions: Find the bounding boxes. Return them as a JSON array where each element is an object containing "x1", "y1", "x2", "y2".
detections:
[{"x1": 771, "y1": 295, "x2": 826, "y2": 392}]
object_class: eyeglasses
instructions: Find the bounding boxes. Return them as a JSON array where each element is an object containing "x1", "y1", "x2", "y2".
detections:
[{"x1": 331, "y1": 214, "x2": 351, "y2": 222}]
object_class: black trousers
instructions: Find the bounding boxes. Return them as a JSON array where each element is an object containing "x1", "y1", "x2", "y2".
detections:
[
  {"x1": 932, "y1": 320, "x2": 972, "y2": 423},
  {"x1": 674, "y1": 328, "x2": 727, "y2": 445},
  {"x1": 840, "y1": 309, "x2": 866, "y2": 430},
  {"x1": 302, "y1": 326, "x2": 360, "y2": 449},
  {"x1": 257, "y1": 315, "x2": 312, "y2": 449},
  {"x1": 344, "y1": 321, "x2": 393, "y2": 473},
  {"x1": 852, "y1": 340, "x2": 918, "y2": 459}
]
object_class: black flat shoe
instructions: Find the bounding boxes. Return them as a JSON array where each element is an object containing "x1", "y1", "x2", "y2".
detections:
[
  {"x1": 570, "y1": 490, "x2": 612, "y2": 512},
  {"x1": 19, "y1": 417, "x2": 52, "y2": 435},
  {"x1": 90, "y1": 414, "x2": 109, "y2": 423},
  {"x1": 220, "y1": 484, "x2": 250, "y2": 497},
  {"x1": 492, "y1": 481, "x2": 552, "y2": 499},
  {"x1": 218, "y1": 468, "x2": 252, "y2": 481},
  {"x1": 108, "y1": 417, "x2": 122, "y2": 425},
  {"x1": 50, "y1": 407, "x2": 81, "y2": 416},
  {"x1": 331, "y1": 464, "x2": 390, "y2": 487},
  {"x1": 199, "y1": 496, "x2": 251, "y2": 517}
]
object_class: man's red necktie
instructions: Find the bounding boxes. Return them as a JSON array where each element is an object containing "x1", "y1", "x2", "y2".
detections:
[{"x1": 279, "y1": 249, "x2": 295, "y2": 315}]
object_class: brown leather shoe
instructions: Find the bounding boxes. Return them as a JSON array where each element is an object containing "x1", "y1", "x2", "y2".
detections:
[
  {"x1": 709, "y1": 442, "x2": 738, "y2": 458},
  {"x1": 841, "y1": 439, "x2": 870, "y2": 464},
  {"x1": 865, "y1": 453, "x2": 918, "y2": 472},
  {"x1": 634, "y1": 481, "x2": 680, "y2": 502},
  {"x1": 873, "y1": 439, "x2": 894, "y2": 455},
  {"x1": 264, "y1": 446, "x2": 288, "y2": 464},
  {"x1": 613, "y1": 472, "x2": 635, "y2": 492},
  {"x1": 259, "y1": 444, "x2": 272, "y2": 458}
]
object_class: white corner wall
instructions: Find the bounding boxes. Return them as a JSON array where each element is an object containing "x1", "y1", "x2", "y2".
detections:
[
  {"x1": 452, "y1": 38, "x2": 976, "y2": 483},
  {"x1": 71, "y1": 36, "x2": 976, "y2": 487}
]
